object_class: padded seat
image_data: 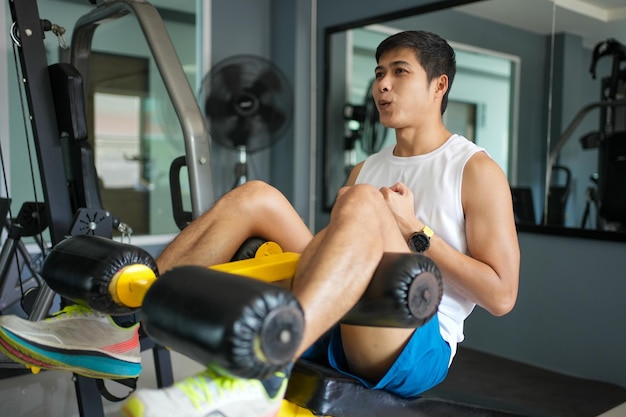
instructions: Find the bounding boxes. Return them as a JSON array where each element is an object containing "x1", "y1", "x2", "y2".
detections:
[{"x1": 285, "y1": 359, "x2": 538, "y2": 417}]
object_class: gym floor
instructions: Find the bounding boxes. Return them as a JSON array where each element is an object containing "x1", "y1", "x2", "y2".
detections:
[
  {"x1": 427, "y1": 347, "x2": 626, "y2": 417},
  {"x1": 0, "y1": 349, "x2": 204, "y2": 417},
  {"x1": 1, "y1": 346, "x2": 625, "y2": 417}
]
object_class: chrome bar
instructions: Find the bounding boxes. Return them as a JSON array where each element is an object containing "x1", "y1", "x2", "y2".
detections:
[
  {"x1": 70, "y1": 0, "x2": 215, "y2": 219},
  {"x1": 28, "y1": 283, "x2": 56, "y2": 321}
]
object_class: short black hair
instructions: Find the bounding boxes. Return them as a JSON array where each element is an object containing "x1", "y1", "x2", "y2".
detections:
[{"x1": 375, "y1": 30, "x2": 456, "y2": 114}]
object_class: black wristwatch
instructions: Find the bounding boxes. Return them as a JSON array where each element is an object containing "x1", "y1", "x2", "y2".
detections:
[{"x1": 407, "y1": 225, "x2": 434, "y2": 253}]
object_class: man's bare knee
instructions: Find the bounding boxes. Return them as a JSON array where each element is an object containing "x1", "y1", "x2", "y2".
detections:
[
  {"x1": 332, "y1": 184, "x2": 385, "y2": 219},
  {"x1": 332, "y1": 184, "x2": 400, "y2": 245},
  {"x1": 225, "y1": 180, "x2": 277, "y2": 202},
  {"x1": 214, "y1": 180, "x2": 282, "y2": 216}
]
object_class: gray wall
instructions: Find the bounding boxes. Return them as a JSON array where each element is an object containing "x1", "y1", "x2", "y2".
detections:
[
  {"x1": 209, "y1": 0, "x2": 272, "y2": 199},
  {"x1": 465, "y1": 232, "x2": 626, "y2": 388}
]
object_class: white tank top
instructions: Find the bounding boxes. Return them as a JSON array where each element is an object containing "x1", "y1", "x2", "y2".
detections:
[{"x1": 355, "y1": 134, "x2": 486, "y2": 361}]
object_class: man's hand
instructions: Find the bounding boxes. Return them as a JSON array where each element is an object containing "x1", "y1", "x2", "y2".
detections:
[
  {"x1": 336, "y1": 185, "x2": 351, "y2": 201},
  {"x1": 380, "y1": 182, "x2": 423, "y2": 239}
]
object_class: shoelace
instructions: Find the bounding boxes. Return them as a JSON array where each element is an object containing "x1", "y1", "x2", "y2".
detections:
[
  {"x1": 45, "y1": 304, "x2": 95, "y2": 322},
  {"x1": 176, "y1": 368, "x2": 255, "y2": 410}
]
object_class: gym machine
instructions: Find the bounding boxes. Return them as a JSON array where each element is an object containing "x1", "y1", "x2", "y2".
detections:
[
  {"x1": 546, "y1": 38, "x2": 626, "y2": 230},
  {"x1": 38, "y1": 233, "x2": 538, "y2": 416},
  {"x1": 39, "y1": 233, "x2": 449, "y2": 416},
  {"x1": 4, "y1": 0, "x2": 216, "y2": 415}
]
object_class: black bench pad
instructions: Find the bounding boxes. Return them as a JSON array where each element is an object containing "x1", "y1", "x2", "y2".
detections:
[{"x1": 285, "y1": 359, "x2": 539, "y2": 417}]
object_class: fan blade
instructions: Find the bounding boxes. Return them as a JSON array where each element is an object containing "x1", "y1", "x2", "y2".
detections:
[
  {"x1": 247, "y1": 117, "x2": 270, "y2": 152},
  {"x1": 218, "y1": 63, "x2": 244, "y2": 94},
  {"x1": 205, "y1": 94, "x2": 234, "y2": 121},
  {"x1": 248, "y1": 68, "x2": 282, "y2": 98},
  {"x1": 208, "y1": 114, "x2": 239, "y2": 148},
  {"x1": 258, "y1": 103, "x2": 286, "y2": 133}
]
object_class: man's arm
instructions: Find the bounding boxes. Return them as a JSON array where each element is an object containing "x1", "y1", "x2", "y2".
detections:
[
  {"x1": 345, "y1": 162, "x2": 364, "y2": 187},
  {"x1": 349, "y1": 154, "x2": 519, "y2": 316},
  {"x1": 432, "y1": 152, "x2": 520, "y2": 316}
]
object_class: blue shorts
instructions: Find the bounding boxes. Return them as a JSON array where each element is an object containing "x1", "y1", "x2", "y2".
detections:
[{"x1": 301, "y1": 315, "x2": 451, "y2": 399}]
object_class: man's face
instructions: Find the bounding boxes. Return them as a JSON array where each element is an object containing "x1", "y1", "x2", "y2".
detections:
[{"x1": 372, "y1": 47, "x2": 441, "y2": 129}]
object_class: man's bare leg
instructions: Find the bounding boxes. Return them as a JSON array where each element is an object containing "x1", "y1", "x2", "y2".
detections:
[
  {"x1": 292, "y1": 184, "x2": 415, "y2": 382},
  {"x1": 156, "y1": 181, "x2": 313, "y2": 273},
  {"x1": 158, "y1": 181, "x2": 414, "y2": 382}
]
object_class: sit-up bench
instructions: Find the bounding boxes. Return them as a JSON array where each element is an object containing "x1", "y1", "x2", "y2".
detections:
[
  {"x1": 41, "y1": 235, "x2": 545, "y2": 416},
  {"x1": 42, "y1": 235, "x2": 442, "y2": 378}
]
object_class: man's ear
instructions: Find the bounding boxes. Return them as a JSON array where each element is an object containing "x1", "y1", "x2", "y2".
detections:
[{"x1": 433, "y1": 74, "x2": 449, "y2": 97}]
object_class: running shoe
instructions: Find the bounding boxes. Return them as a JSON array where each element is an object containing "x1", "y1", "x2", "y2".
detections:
[
  {"x1": 121, "y1": 366, "x2": 288, "y2": 417},
  {"x1": 0, "y1": 304, "x2": 141, "y2": 379}
]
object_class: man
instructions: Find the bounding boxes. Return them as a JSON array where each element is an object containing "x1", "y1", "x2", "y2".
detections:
[
  {"x1": 0, "y1": 30, "x2": 519, "y2": 417},
  {"x1": 123, "y1": 29, "x2": 519, "y2": 416}
]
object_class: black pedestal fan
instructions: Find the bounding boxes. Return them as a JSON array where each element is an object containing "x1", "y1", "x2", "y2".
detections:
[{"x1": 199, "y1": 55, "x2": 293, "y2": 188}]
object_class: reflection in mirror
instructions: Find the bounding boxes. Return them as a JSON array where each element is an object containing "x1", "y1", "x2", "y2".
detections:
[
  {"x1": 323, "y1": 0, "x2": 626, "y2": 239},
  {"x1": 89, "y1": 52, "x2": 151, "y2": 236},
  {"x1": 449, "y1": 0, "x2": 626, "y2": 235},
  {"x1": 85, "y1": 7, "x2": 196, "y2": 237},
  {"x1": 94, "y1": 92, "x2": 149, "y2": 235}
]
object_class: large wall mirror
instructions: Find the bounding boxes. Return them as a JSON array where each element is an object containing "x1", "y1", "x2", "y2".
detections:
[{"x1": 323, "y1": 0, "x2": 626, "y2": 240}]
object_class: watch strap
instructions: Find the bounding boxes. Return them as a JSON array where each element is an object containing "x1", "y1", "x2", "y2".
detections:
[{"x1": 421, "y1": 225, "x2": 434, "y2": 239}]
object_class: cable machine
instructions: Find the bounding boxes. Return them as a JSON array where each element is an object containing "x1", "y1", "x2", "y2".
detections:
[
  {"x1": 545, "y1": 38, "x2": 626, "y2": 230},
  {"x1": 3, "y1": 0, "x2": 217, "y2": 415}
]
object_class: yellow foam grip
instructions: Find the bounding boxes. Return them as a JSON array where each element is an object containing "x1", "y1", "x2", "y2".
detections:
[
  {"x1": 210, "y1": 242, "x2": 301, "y2": 283},
  {"x1": 106, "y1": 242, "x2": 298, "y2": 308},
  {"x1": 109, "y1": 264, "x2": 158, "y2": 308}
]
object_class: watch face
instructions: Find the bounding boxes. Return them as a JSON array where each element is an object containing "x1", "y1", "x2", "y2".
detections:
[{"x1": 409, "y1": 232, "x2": 430, "y2": 252}]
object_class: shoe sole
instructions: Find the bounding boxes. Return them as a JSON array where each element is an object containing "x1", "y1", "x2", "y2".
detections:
[{"x1": 0, "y1": 328, "x2": 141, "y2": 379}]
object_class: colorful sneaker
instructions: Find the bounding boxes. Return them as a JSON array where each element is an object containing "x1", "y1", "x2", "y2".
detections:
[
  {"x1": 121, "y1": 367, "x2": 288, "y2": 417},
  {"x1": 0, "y1": 304, "x2": 141, "y2": 379}
]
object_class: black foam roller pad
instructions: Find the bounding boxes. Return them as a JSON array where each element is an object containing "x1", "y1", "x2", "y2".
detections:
[
  {"x1": 142, "y1": 265, "x2": 305, "y2": 379},
  {"x1": 341, "y1": 252, "x2": 443, "y2": 328},
  {"x1": 231, "y1": 237, "x2": 267, "y2": 261},
  {"x1": 41, "y1": 235, "x2": 158, "y2": 315}
]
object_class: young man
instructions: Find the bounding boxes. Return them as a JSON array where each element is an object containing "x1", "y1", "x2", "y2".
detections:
[
  {"x1": 121, "y1": 29, "x2": 519, "y2": 416},
  {"x1": 0, "y1": 30, "x2": 519, "y2": 417}
]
